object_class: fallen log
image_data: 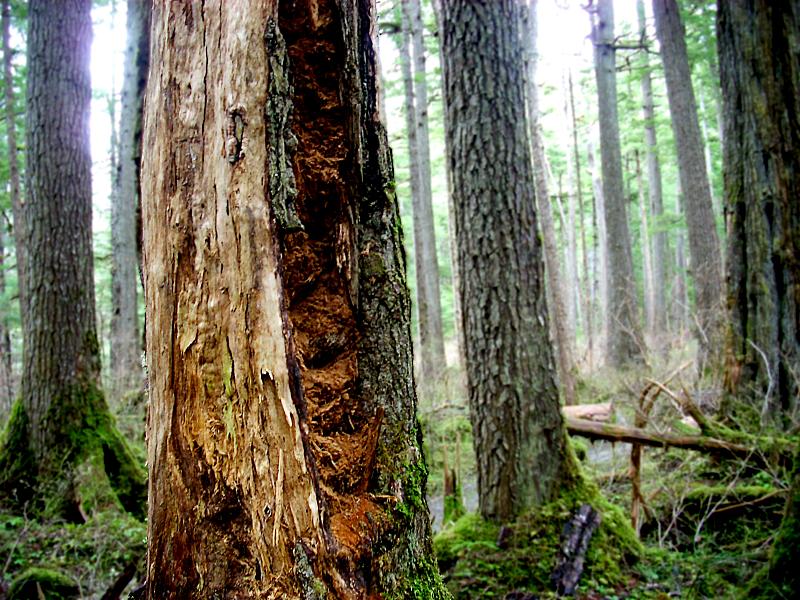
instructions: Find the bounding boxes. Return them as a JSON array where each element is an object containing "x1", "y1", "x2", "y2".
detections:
[
  {"x1": 565, "y1": 417, "x2": 754, "y2": 458},
  {"x1": 563, "y1": 402, "x2": 612, "y2": 422}
]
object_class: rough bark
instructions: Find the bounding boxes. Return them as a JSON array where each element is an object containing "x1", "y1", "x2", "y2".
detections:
[
  {"x1": 591, "y1": 0, "x2": 645, "y2": 366},
  {"x1": 0, "y1": 0, "x2": 145, "y2": 520},
  {"x1": 637, "y1": 0, "x2": 667, "y2": 340},
  {"x1": 523, "y1": 0, "x2": 576, "y2": 406},
  {"x1": 718, "y1": 0, "x2": 800, "y2": 428},
  {"x1": 110, "y1": 0, "x2": 149, "y2": 399},
  {"x1": 141, "y1": 1, "x2": 447, "y2": 597},
  {"x1": 441, "y1": 0, "x2": 576, "y2": 522},
  {"x1": 654, "y1": 0, "x2": 724, "y2": 372}
]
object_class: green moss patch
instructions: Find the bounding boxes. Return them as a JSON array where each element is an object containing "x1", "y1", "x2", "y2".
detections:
[
  {"x1": 434, "y1": 480, "x2": 642, "y2": 599},
  {"x1": 8, "y1": 567, "x2": 79, "y2": 599}
]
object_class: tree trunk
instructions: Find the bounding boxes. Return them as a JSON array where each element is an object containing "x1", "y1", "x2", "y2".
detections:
[
  {"x1": 636, "y1": 150, "x2": 655, "y2": 337},
  {"x1": 140, "y1": 1, "x2": 447, "y2": 597},
  {"x1": 110, "y1": 0, "x2": 149, "y2": 400},
  {"x1": 400, "y1": 0, "x2": 445, "y2": 391},
  {"x1": 408, "y1": 0, "x2": 446, "y2": 382},
  {"x1": 591, "y1": 0, "x2": 645, "y2": 367},
  {"x1": 718, "y1": 0, "x2": 800, "y2": 427},
  {"x1": 441, "y1": 0, "x2": 576, "y2": 522},
  {"x1": 430, "y1": 0, "x2": 465, "y2": 372},
  {"x1": 3, "y1": 0, "x2": 25, "y2": 333},
  {"x1": 523, "y1": 0, "x2": 576, "y2": 406},
  {"x1": 587, "y1": 137, "x2": 608, "y2": 357},
  {"x1": 0, "y1": 217, "x2": 10, "y2": 420},
  {"x1": 568, "y1": 72, "x2": 593, "y2": 369},
  {"x1": 637, "y1": 0, "x2": 668, "y2": 342},
  {"x1": 654, "y1": 0, "x2": 724, "y2": 372},
  {"x1": 0, "y1": 0, "x2": 145, "y2": 520}
]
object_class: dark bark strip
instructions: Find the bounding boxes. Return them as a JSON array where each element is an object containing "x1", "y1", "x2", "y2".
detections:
[{"x1": 719, "y1": 0, "x2": 800, "y2": 426}]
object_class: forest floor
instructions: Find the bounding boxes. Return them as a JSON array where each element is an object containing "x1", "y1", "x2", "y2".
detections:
[
  {"x1": 424, "y1": 351, "x2": 791, "y2": 600},
  {"x1": 0, "y1": 348, "x2": 793, "y2": 599}
]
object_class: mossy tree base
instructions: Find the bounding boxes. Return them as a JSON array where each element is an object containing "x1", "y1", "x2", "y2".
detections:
[
  {"x1": 434, "y1": 476, "x2": 641, "y2": 599},
  {"x1": 0, "y1": 383, "x2": 146, "y2": 521}
]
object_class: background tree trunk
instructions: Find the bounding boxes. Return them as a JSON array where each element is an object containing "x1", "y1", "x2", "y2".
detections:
[
  {"x1": 141, "y1": 1, "x2": 446, "y2": 597},
  {"x1": 0, "y1": 0, "x2": 145, "y2": 519},
  {"x1": 441, "y1": 0, "x2": 575, "y2": 522},
  {"x1": 523, "y1": 0, "x2": 576, "y2": 406},
  {"x1": 3, "y1": 0, "x2": 24, "y2": 334},
  {"x1": 654, "y1": 0, "x2": 724, "y2": 372},
  {"x1": 591, "y1": 0, "x2": 645, "y2": 367},
  {"x1": 718, "y1": 0, "x2": 800, "y2": 427},
  {"x1": 110, "y1": 0, "x2": 149, "y2": 400},
  {"x1": 637, "y1": 0, "x2": 667, "y2": 342}
]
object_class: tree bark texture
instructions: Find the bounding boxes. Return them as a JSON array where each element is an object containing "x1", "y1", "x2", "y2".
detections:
[
  {"x1": 591, "y1": 0, "x2": 645, "y2": 367},
  {"x1": 718, "y1": 0, "x2": 800, "y2": 426},
  {"x1": 141, "y1": 1, "x2": 446, "y2": 597},
  {"x1": 637, "y1": 0, "x2": 667, "y2": 340},
  {"x1": 523, "y1": 0, "x2": 576, "y2": 406},
  {"x1": 0, "y1": 0, "x2": 147, "y2": 519},
  {"x1": 110, "y1": 0, "x2": 150, "y2": 398},
  {"x1": 23, "y1": 0, "x2": 98, "y2": 456},
  {"x1": 654, "y1": 0, "x2": 724, "y2": 371},
  {"x1": 441, "y1": 0, "x2": 575, "y2": 522}
]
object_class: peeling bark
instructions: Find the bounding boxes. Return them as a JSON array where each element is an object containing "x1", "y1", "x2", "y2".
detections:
[{"x1": 141, "y1": 1, "x2": 446, "y2": 597}]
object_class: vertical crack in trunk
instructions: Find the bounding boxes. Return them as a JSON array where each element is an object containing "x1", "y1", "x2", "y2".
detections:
[{"x1": 274, "y1": 0, "x2": 387, "y2": 584}]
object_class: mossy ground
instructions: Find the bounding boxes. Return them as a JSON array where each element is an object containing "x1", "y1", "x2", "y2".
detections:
[{"x1": 0, "y1": 508, "x2": 146, "y2": 597}]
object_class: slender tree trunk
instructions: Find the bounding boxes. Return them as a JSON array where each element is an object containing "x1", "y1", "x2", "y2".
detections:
[
  {"x1": 718, "y1": 0, "x2": 800, "y2": 427},
  {"x1": 431, "y1": 0, "x2": 465, "y2": 372},
  {"x1": 3, "y1": 0, "x2": 24, "y2": 331},
  {"x1": 400, "y1": 0, "x2": 445, "y2": 389},
  {"x1": 0, "y1": 1, "x2": 14, "y2": 418},
  {"x1": 563, "y1": 77, "x2": 581, "y2": 339},
  {"x1": 0, "y1": 218, "x2": 10, "y2": 420},
  {"x1": 569, "y1": 72, "x2": 593, "y2": 369},
  {"x1": 591, "y1": 0, "x2": 645, "y2": 367},
  {"x1": 140, "y1": 1, "x2": 447, "y2": 596},
  {"x1": 0, "y1": 0, "x2": 145, "y2": 519},
  {"x1": 408, "y1": 0, "x2": 446, "y2": 379},
  {"x1": 654, "y1": 0, "x2": 724, "y2": 372},
  {"x1": 673, "y1": 186, "x2": 690, "y2": 334},
  {"x1": 587, "y1": 137, "x2": 608, "y2": 357},
  {"x1": 637, "y1": 0, "x2": 667, "y2": 341},
  {"x1": 636, "y1": 150, "x2": 655, "y2": 336},
  {"x1": 523, "y1": 0, "x2": 576, "y2": 406},
  {"x1": 110, "y1": 0, "x2": 149, "y2": 400},
  {"x1": 441, "y1": 0, "x2": 576, "y2": 522}
]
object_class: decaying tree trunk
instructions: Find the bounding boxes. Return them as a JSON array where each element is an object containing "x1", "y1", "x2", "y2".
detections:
[
  {"x1": 141, "y1": 1, "x2": 447, "y2": 597},
  {"x1": 654, "y1": 0, "x2": 724, "y2": 372},
  {"x1": 441, "y1": 0, "x2": 576, "y2": 522},
  {"x1": 591, "y1": 0, "x2": 645, "y2": 367},
  {"x1": 0, "y1": 0, "x2": 145, "y2": 520},
  {"x1": 718, "y1": 0, "x2": 800, "y2": 429},
  {"x1": 110, "y1": 0, "x2": 150, "y2": 400},
  {"x1": 523, "y1": 0, "x2": 576, "y2": 406}
]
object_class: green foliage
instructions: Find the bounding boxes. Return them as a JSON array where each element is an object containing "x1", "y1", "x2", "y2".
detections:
[{"x1": 0, "y1": 508, "x2": 146, "y2": 598}]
